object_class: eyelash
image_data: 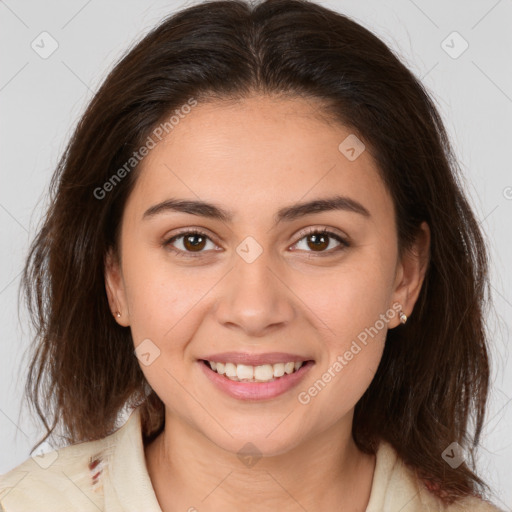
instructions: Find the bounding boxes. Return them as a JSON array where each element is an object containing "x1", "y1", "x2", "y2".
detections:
[{"x1": 162, "y1": 227, "x2": 350, "y2": 258}]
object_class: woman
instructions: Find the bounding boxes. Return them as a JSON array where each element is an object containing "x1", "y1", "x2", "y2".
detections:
[{"x1": 0, "y1": 0, "x2": 504, "y2": 510}]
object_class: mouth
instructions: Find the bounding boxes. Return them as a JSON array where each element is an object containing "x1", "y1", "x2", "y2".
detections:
[
  {"x1": 198, "y1": 356, "x2": 315, "y2": 401},
  {"x1": 200, "y1": 359, "x2": 311, "y2": 383}
]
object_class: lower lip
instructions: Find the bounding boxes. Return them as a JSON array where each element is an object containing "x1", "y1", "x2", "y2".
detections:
[{"x1": 198, "y1": 360, "x2": 314, "y2": 401}]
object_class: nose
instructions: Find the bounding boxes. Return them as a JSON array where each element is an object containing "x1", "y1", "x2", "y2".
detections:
[{"x1": 214, "y1": 249, "x2": 295, "y2": 338}]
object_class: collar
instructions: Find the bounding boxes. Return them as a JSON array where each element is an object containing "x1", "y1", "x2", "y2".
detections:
[
  {"x1": 101, "y1": 405, "x2": 419, "y2": 512},
  {"x1": 103, "y1": 406, "x2": 162, "y2": 511}
]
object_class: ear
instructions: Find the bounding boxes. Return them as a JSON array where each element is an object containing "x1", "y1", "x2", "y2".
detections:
[
  {"x1": 104, "y1": 247, "x2": 130, "y2": 327},
  {"x1": 390, "y1": 221, "x2": 430, "y2": 328}
]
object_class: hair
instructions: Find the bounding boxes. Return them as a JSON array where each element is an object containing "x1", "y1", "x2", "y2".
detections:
[{"x1": 20, "y1": 0, "x2": 492, "y2": 505}]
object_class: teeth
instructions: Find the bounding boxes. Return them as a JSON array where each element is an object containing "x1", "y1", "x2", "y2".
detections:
[
  {"x1": 254, "y1": 364, "x2": 273, "y2": 381},
  {"x1": 273, "y1": 363, "x2": 285, "y2": 377},
  {"x1": 207, "y1": 360, "x2": 305, "y2": 382},
  {"x1": 225, "y1": 363, "x2": 237, "y2": 378}
]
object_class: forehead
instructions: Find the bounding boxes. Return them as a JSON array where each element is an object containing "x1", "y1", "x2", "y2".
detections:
[{"x1": 125, "y1": 95, "x2": 393, "y2": 223}]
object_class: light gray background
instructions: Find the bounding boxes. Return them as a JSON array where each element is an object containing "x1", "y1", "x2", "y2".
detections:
[{"x1": 1, "y1": 0, "x2": 511, "y2": 509}]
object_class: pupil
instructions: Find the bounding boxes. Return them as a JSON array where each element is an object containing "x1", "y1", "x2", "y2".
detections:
[
  {"x1": 308, "y1": 234, "x2": 328, "y2": 251},
  {"x1": 185, "y1": 234, "x2": 205, "y2": 251}
]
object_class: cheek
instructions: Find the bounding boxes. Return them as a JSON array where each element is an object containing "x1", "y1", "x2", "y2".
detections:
[
  {"x1": 294, "y1": 268, "x2": 390, "y2": 433},
  {"x1": 121, "y1": 245, "x2": 207, "y2": 344},
  {"x1": 121, "y1": 250, "x2": 208, "y2": 417},
  {"x1": 290, "y1": 251, "x2": 393, "y2": 414},
  {"x1": 295, "y1": 337, "x2": 384, "y2": 441},
  {"x1": 290, "y1": 252, "x2": 395, "y2": 345}
]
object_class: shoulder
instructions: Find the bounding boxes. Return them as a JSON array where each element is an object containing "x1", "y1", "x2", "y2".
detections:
[
  {"x1": 442, "y1": 495, "x2": 505, "y2": 512},
  {"x1": 0, "y1": 416, "x2": 130, "y2": 512},
  {"x1": 370, "y1": 441, "x2": 504, "y2": 512},
  {"x1": 417, "y1": 484, "x2": 504, "y2": 512},
  {"x1": 2, "y1": 406, "x2": 165, "y2": 512}
]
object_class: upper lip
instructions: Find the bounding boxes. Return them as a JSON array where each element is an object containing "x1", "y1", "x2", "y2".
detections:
[{"x1": 200, "y1": 352, "x2": 314, "y2": 366}]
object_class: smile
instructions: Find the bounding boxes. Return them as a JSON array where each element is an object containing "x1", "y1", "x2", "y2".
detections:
[
  {"x1": 204, "y1": 360, "x2": 305, "y2": 382},
  {"x1": 198, "y1": 357, "x2": 315, "y2": 401}
]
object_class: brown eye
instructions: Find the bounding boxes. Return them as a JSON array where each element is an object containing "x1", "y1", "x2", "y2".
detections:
[
  {"x1": 293, "y1": 229, "x2": 349, "y2": 254},
  {"x1": 163, "y1": 229, "x2": 216, "y2": 257},
  {"x1": 306, "y1": 232, "x2": 330, "y2": 251},
  {"x1": 183, "y1": 233, "x2": 207, "y2": 252}
]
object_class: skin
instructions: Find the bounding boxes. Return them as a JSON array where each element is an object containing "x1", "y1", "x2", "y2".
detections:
[{"x1": 105, "y1": 94, "x2": 430, "y2": 512}]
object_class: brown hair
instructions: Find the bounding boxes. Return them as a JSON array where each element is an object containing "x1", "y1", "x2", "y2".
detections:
[{"x1": 20, "y1": 0, "x2": 492, "y2": 504}]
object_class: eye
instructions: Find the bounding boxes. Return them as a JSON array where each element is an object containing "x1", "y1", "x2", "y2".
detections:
[
  {"x1": 291, "y1": 228, "x2": 349, "y2": 255},
  {"x1": 163, "y1": 227, "x2": 350, "y2": 258},
  {"x1": 163, "y1": 229, "x2": 217, "y2": 257}
]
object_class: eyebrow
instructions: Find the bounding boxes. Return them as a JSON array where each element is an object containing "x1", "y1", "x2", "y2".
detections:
[{"x1": 142, "y1": 195, "x2": 371, "y2": 223}]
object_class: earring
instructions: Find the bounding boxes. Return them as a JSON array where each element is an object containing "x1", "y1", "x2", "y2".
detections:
[
  {"x1": 115, "y1": 311, "x2": 121, "y2": 318},
  {"x1": 399, "y1": 310, "x2": 408, "y2": 324}
]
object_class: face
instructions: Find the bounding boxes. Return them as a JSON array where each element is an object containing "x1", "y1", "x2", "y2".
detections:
[{"x1": 105, "y1": 95, "x2": 428, "y2": 456}]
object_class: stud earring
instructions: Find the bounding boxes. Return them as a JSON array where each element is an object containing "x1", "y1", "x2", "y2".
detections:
[
  {"x1": 399, "y1": 310, "x2": 408, "y2": 324},
  {"x1": 115, "y1": 311, "x2": 121, "y2": 318}
]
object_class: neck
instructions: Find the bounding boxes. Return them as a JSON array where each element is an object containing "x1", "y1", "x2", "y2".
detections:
[{"x1": 145, "y1": 409, "x2": 376, "y2": 512}]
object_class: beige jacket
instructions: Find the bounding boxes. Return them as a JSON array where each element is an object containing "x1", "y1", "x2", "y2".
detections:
[{"x1": 0, "y1": 407, "x2": 504, "y2": 511}]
